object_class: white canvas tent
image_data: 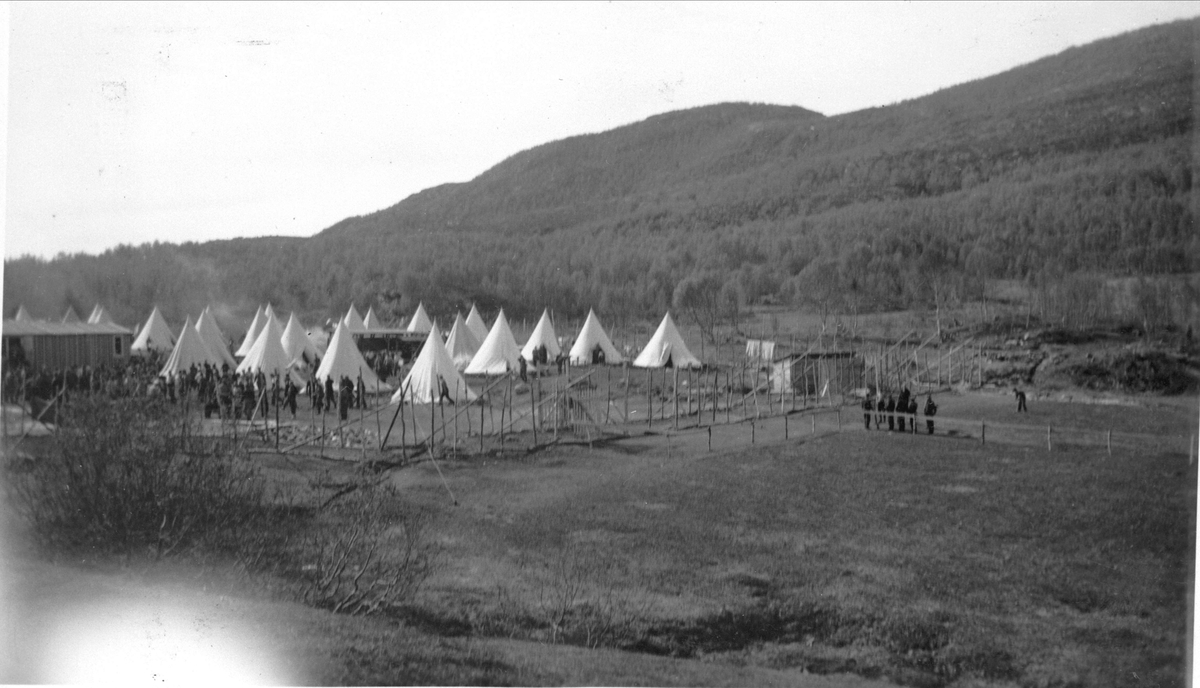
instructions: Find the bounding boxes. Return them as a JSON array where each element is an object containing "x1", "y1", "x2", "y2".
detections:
[
  {"x1": 236, "y1": 315, "x2": 305, "y2": 385},
  {"x1": 131, "y1": 306, "x2": 176, "y2": 356},
  {"x1": 465, "y1": 305, "x2": 489, "y2": 342},
  {"x1": 13, "y1": 305, "x2": 33, "y2": 322},
  {"x1": 195, "y1": 307, "x2": 237, "y2": 369},
  {"x1": 392, "y1": 325, "x2": 476, "y2": 404},
  {"x1": 343, "y1": 304, "x2": 367, "y2": 332},
  {"x1": 61, "y1": 306, "x2": 82, "y2": 324},
  {"x1": 314, "y1": 321, "x2": 389, "y2": 392},
  {"x1": 568, "y1": 309, "x2": 624, "y2": 365},
  {"x1": 407, "y1": 303, "x2": 433, "y2": 333},
  {"x1": 235, "y1": 305, "x2": 266, "y2": 358},
  {"x1": 464, "y1": 309, "x2": 522, "y2": 375},
  {"x1": 281, "y1": 312, "x2": 321, "y2": 367},
  {"x1": 363, "y1": 307, "x2": 385, "y2": 331},
  {"x1": 444, "y1": 313, "x2": 481, "y2": 371},
  {"x1": 160, "y1": 316, "x2": 228, "y2": 378},
  {"x1": 521, "y1": 309, "x2": 561, "y2": 363},
  {"x1": 87, "y1": 305, "x2": 115, "y2": 325},
  {"x1": 633, "y1": 312, "x2": 701, "y2": 369}
]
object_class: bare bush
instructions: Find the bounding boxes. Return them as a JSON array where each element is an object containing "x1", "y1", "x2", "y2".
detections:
[
  {"x1": 300, "y1": 482, "x2": 439, "y2": 616},
  {"x1": 4, "y1": 395, "x2": 265, "y2": 557},
  {"x1": 526, "y1": 544, "x2": 656, "y2": 649}
]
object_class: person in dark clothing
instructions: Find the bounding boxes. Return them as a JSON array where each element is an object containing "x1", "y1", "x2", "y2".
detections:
[
  {"x1": 438, "y1": 375, "x2": 453, "y2": 405},
  {"x1": 862, "y1": 394, "x2": 874, "y2": 430},
  {"x1": 907, "y1": 396, "x2": 919, "y2": 433},
  {"x1": 875, "y1": 394, "x2": 885, "y2": 429},
  {"x1": 896, "y1": 388, "x2": 910, "y2": 432},
  {"x1": 325, "y1": 378, "x2": 336, "y2": 415},
  {"x1": 284, "y1": 378, "x2": 298, "y2": 418},
  {"x1": 885, "y1": 394, "x2": 896, "y2": 431},
  {"x1": 519, "y1": 356, "x2": 528, "y2": 383},
  {"x1": 1015, "y1": 388, "x2": 1028, "y2": 412},
  {"x1": 924, "y1": 394, "x2": 938, "y2": 434},
  {"x1": 338, "y1": 377, "x2": 351, "y2": 421}
]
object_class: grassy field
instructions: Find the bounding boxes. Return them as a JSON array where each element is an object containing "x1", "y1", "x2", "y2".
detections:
[
  {"x1": 370, "y1": 390, "x2": 1195, "y2": 686},
  {"x1": 3, "y1": 386, "x2": 1194, "y2": 686}
]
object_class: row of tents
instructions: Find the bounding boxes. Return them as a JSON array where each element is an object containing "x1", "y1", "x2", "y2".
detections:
[{"x1": 19, "y1": 300, "x2": 704, "y2": 404}]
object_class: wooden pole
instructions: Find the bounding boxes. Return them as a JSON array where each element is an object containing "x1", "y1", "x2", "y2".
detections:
[
  {"x1": 1106, "y1": 429, "x2": 1111, "y2": 456},
  {"x1": 1047, "y1": 425, "x2": 1052, "y2": 451},
  {"x1": 605, "y1": 365, "x2": 612, "y2": 425},
  {"x1": 811, "y1": 413, "x2": 816, "y2": 435},
  {"x1": 673, "y1": 366, "x2": 679, "y2": 430},
  {"x1": 531, "y1": 377, "x2": 538, "y2": 447},
  {"x1": 480, "y1": 391, "x2": 486, "y2": 454},
  {"x1": 646, "y1": 368, "x2": 652, "y2": 429},
  {"x1": 400, "y1": 386, "x2": 408, "y2": 461},
  {"x1": 707, "y1": 426, "x2": 712, "y2": 452}
]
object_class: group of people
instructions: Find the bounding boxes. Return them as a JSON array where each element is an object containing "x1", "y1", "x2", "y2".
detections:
[{"x1": 862, "y1": 387, "x2": 938, "y2": 435}]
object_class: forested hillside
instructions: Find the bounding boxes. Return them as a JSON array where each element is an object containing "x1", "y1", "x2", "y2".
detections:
[{"x1": 5, "y1": 19, "x2": 1195, "y2": 334}]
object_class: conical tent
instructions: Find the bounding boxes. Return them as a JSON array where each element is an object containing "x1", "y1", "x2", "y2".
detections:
[
  {"x1": 407, "y1": 303, "x2": 433, "y2": 333},
  {"x1": 281, "y1": 312, "x2": 321, "y2": 367},
  {"x1": 61, "y1": 306, "x2": 82, "y2": 324},
  {"x1": 569, "y1": 309, "x2": 624, "y2": 365},
  {"x1": 195, "y1": 307, "x2": 237, "y2": 368},
  {"x1": 363, "y1": 307, "x2": 385, "y2": 331},
  {"x1": 88, "y1": 305, "x2": 115, "y2": 325},
  {"x1": 14, "y1": 305, "x2": 33, "y2": 322},
  {"x1": 633, "y1": 312, "x2": 701, "y2": 369},
  {"x1": 314, "y1": 321, "x2": 389, "y2": 392},
  {"x1": 465, "y1": 305, "x2": 489, "y2": 342},
  {"x1": 444, "y1": 313, "x2": 481, "y2": 371},
  {"x1": 465, "y1": 309, "x2": 522, "y2": 375},
  {"x1": 521, "y1": 309, "x2": 561, "y2": 363},
  {"x1": 343, "y1": 304, "x2": 367, "y2": 332},
  {"x1": 236, "y1": 316, "x2": 305, "y2": 385},
  {"x1": 263, "y1": 303, "x2": 280, "y2": 327},
  {"x1": 131, "y1": 307, "x2": 176, "y2": 355},
  {"x1": 392, "y1": 325, "x2": 476, "y2": 404},
  {"x1": 160, "y1": 316, "x2": 227, "y2": 378},
  {"x1": 235, "y1": 306, "x2": 266, "y2": 358}
]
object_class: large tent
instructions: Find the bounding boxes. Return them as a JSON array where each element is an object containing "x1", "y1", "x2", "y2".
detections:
[
  {"x1": 236, "y1": 315, "x2": 305, "y2": 385},
  {"x1": 314, "y1": 321, "x2": 389, "y2": 392},
  {"x1": 195, "y1": 306, "x2": 237, "y2": 369},
  {"x1": 444, "y1": 313, "x2": 481, "y2": 371},
  {"x1": 61, "y1": 306, "x2": 82, "y2": 324},
  {"x1": 632, "y1": 312, "x2": 701, "y2": 369},
  {"x1": 521, "y1": 309, "x2": 561, "y2": 363},
  {"x1": 465, "y1": 305, "x2": 489, "y2": 342},
  {"x1": 464, "y1": 309, "x2": 522, "y2": 375},
  {"x1": 14, "y1": 305, "x2": 33, "y2": 322},
  {"x1": 160, "y1": 316, "x2": 228, "y2": 378},
  {"x1": 281, "y1": 312, "x2": 321, "y2": 367},
  {"x1": 235, "y1": 305, "x2": 266, "y2": 358},
  {"x1": 363, "y1": 307, "x2": 385, "y2": 331},
  {"x1": 131, "y1": 306, "x2": 176, "y2": 356},
  {"x1": 343, "y1": 304, "x2": 367, "y2": 333},
  {"x1": 87, "y1": 305, "x2": 115, "y2": 325},
  {"x1": 407, "y1": 303, "x2": 433, "y2": 333},
  {"x1": 392, "y1": 325, "x2": 476, "y2": 404},
  {"x1": 568, "y1": 309, "x2": 624, "y2": 365}
]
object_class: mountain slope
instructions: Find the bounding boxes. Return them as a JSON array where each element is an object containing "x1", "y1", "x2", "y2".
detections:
[{"x1": 5, "y1": 19, "x2": 1195, "y2": 331}]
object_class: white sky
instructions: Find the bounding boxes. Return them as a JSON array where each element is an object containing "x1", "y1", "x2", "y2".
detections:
[{"x1": 4, "y1": 1, "x2": 1198, "y2": 259}]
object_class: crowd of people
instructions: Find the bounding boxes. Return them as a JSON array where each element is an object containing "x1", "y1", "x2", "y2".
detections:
[
  {"x1": 2, "y1": 348, "x2": 391, "y2": 426},
  {"x1": 862, "y1": 387, "x2": 938, "y2": 434}
]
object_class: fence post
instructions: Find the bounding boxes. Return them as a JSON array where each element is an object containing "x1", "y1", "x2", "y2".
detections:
[
  {"x1": 837, "y1": 409, "x2": 841, "y2": 432},
  {"x1": 981, "y1": 422, "x2": 985, "y2": 445},
  {"x1": 751, "y1": 420, "x2": 755, "y2": 445},
  {"x1": 708, "y1": 426, "x2": 712, "y2": 452},
  {"x1": 785, "y1": 413, "x2": 788, "y2": 440},
  {"x1": 1047, "y1": 425, "x2": 1052, "y2": 451},
  {"x1": 673, "y1": 366, "x2": 679, "y2": 430},
  {"x1": 812, "y1": 413, "x2": 816, "y2": 435},
  {"x1": 1106, "y1": 430, "x2": 1111, "y2": 457}
]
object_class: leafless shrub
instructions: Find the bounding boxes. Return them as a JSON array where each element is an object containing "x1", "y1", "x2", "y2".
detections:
[{"x1": 300, "y1": 482, "x2": 439, "y2": 616}]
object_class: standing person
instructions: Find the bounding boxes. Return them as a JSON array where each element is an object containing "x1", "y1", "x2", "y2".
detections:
[
  {"x1": 907, "y1": 396, "x2": 919, "y2": 433},
  {"x1": 519, "y1": 356, "x2": 528, "y2": 383},
  {"x1": 338, "y1": 376, "x2": 351, "y2": 421},
  {"x1": 356, "y1": 373, "x2": 365, "y2": 409},
  {"x1": 885, "y1": 394, "x2": 896, "y2": 431},
  {"x1": 862, "y1": 393, "x2": 874, "y2": 430},
  {"x1": 325, "y1": 378, "x2": 336, "y2": 415},
  {"x1": 896, "y1": 388, "x2": 910, "y2": 432},
  {"x1": 1015, "y1": 387, "x2": 1028, "y2": 412},
  {"x1": 875, "y1": 393, "x2": 885, "y2": 429},
  {"x1": 438, "y1": 375, "x2": 453, "y2": 405},
  {"x1": 284, "y1": 378, "x2": 298, "y2": 418},
  {"x1": 924, "y1": 394, "x2": 938, "y2": 435}
]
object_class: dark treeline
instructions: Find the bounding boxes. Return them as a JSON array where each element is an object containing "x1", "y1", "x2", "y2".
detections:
[{"x1": 5, "y1": 20, "x2": 1195, "y2": 333}]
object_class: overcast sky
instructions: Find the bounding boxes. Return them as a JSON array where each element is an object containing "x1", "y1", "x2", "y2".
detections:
[{"x1": 4, "y1": 1, "x2": 1198, "y2": 259}]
